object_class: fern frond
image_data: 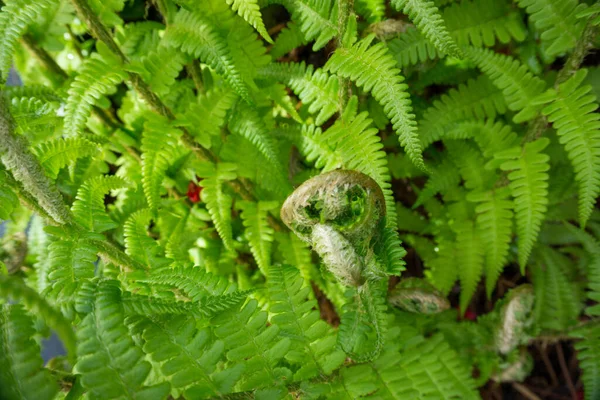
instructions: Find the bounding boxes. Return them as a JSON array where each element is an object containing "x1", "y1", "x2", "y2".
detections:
[
  {"x1": 391, "y1": 0, "x2": 462, "y2": 59},
  {"x1": 271, "y1": 22, "x2": 307, "y2": 59},
  {"x1": 446, "y1": 140, "x2": 497, "y2": 190},
  {"x1": 539, "y1": 69, "x2": 600, "y2": 227},
  {"x1": 414, "y1": 157, "x2": 461, "y2": 207},
  {"x1": 115, "y1": 21, "x2": 163, "y2": 59},
  {"x1": 197, "y1": 162, "x2": 237, "y2": 252},
  {"x1": 467, "y1": 188, "x2": 513, "y2": 298},
  {"x1": 177, "y1": 87, "x2": 237, "y2": 148},
  {"x1": 465, "y1": 47, "x2": 546, "y2": 123},
  {"x1": 453, "y1": 218, "x2": 484, "y2": 313},
  {"x1": 532, "y1": 246, "x2": 581, "y2": 330},
  {"x1": 226, "y1": 0, "x2": 273, "y2": 43},
  {"x1": 73, "y1": 280, "x2": 171, "y2": 399},
  {"x1": 377, "y1": 227, "x2": 408, "y2": 276},
  {"x1": 64, "y1": 51, "x2": 127, "y2": 136},
  {"x1": 124, "y1": 208, "x2": 171, "y2": 269},
  {"x1": 33, "y1": 137, "x2": 98, "y2": 179},
  {"x1": 213, "y1": 298, "x2": 292, "y2": 391},
  {"x1": 127, "y1": 45, "x2": 187, "y2": 96},
  {"x1": 46, "y1": 233, "x2": 98, "y2": 317},
  {"x1": 497, "y1": 138, "x2": 550, "y2": 269},
  {"x1": 128, "y1": 314, "x2": 243, "y2": 398},
  {"x1": 164, "y1": 9, "x2": 250, "y2": 101},
  {"x1": 572, "y1": 323, "x2": 600, "y2": 400},
  {"x1": 87, "y1": 0, "x2": 125, "y2": 27},
  {"x1": 0, "y1": 170, "x2": 18, "y2": 220},
  {"x1": 141, "y1": 114, "x2": 181, "y2": 214},
  {"x1": 387, "y1": 27, "x2": 441, "y2": 68},
  {"x1": 258, "y1": 62, "x2": 338, "y2": 126},
  {"x1": 268, "y1": 264, "x2": 345, "y2": 380},
  {"x1": 71, "y1": 175, "x2": 128, "y2": 233},
  {"x1": 355, "y1": 0, "x2": 386, "y2": 23},
  {"x1": 326, "y1": 35, "x2": 424, "y2": 170},
  {"x1": 443, "y1": 0, "x2": 526, "y2": 48},
  {"x1": 0, "y1": 274, "x2": 77, "y2": 359},
  {"x1": 0, "y1": 0, "x2": 57, "y2": 81},
  {"x1": 515, "y1": 0, "x2": 584, "y2": 56},
  {"x1": 0, "y1": 304, "x2": 58, "y2": 400},
  {"x1": 283, "y1": 0, "x2": 338, "y2": 51},
  {"x1": 338, "y1": 279, "x2": 388, "y2": 362},
  {"x1": 239, "y1": 201, "x2": 277, "y2": 274}
]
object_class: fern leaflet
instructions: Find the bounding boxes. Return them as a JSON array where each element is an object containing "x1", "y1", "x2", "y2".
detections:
[{"x1": 239, "y1": 201, "x2": 277, "y2": 274}]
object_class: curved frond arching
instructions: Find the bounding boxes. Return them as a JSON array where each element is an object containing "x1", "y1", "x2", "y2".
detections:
[
  {"x1": 282, "y1": 0, "x2": 338, "y2": 51},
  {"x1": 391, "y1": 0, "x2": 462, "y2": 59},
  {"x1": 465, "y1": 47, "x2": 547, "y2": 123},
  {"x1": 515, "y1": 0, "x2": 584, "y2": 57},
  {"x1": 0, "y1": 0, "x2": 57, "y2": 81},
  {"x1": 33, "y1": 137, "x2": 98, "y2": 179},
  {"x1": 71, "y1": 175, "x2": 129, "y2": 233},
  {"x1": 164, "y1": 9, "x2": 250, "y2": 101},
  {"x1": 73, "y1": 280, "x2": 171, "y2": 399},
  {"x1": 226, "y1": 0, "x2": 273, "y2": 43},
  {"x1": 124, "y1": 208, "x2": 171, "y2": 269},
  {"x1": 64, "y1": 51, "x2": 127, "y2": 136},
  {"x1": 539, "y1": 69, "x2": 600, "y2": 227},
  {"x1": 497, "y1": 138, "x2": 550, "y2": 269},
  {"x1": 239, "y1": 201, "x2": 278, "y2": 274},
  {"x1": 326, "y1": 35, "x2": 424, "y2": 170},
  {"x1": 387, "y1": 27, "x2": 440, "y2": 68},
  {"x1": 0, "y1": 304, "x2": 58, "y2": 400}
]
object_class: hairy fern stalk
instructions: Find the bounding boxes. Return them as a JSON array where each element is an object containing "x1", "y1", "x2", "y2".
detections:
[{"x1": 0, "y1": 0, "x2": 599, "y2": 398}]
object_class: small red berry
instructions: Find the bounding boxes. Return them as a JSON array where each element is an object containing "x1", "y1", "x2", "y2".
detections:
[{"x1": 187, "y1": 181, "x2": 202, "y2": 203}]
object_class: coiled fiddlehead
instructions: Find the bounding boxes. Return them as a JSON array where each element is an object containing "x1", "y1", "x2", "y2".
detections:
[
  {"x1": 388, "y1": 277, "x2": 450, "y2": 314},
  {"x1": 281, "y1": 169, "x2": 387, "y2": 287},
  {"x1": 282, "y1": 170, "x2": 390, "y2": 361}
]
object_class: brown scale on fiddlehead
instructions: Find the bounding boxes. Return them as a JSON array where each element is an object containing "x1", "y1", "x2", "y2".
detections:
[{"x1": 281, "y1": 170, "x2": 387, "y2": 287}]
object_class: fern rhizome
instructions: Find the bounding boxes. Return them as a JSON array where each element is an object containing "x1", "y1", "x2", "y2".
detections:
[{"x1": 0, "y1": 0, "x2": 599, "y2": 398}]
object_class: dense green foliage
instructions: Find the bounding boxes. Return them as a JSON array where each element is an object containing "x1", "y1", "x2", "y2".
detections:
[{"x1": 0, "y1": 0, "x2": 599, "y2": 398}]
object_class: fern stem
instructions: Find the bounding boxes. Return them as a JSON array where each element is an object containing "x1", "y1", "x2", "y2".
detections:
[
  {"x1": 1, "y1": 169, "x2": 58, "y2": 224},
  {"x1": 187, "y1": 60, "x2": 205, "y2": 94},
  {"x1": 522, "y1": 19, "x2": 598, "y2": 144},
  {"x1": 20, "y1": 34, "x2": 68, "y2": 82},
  {"x1": 0, "y1": 94, "x2": 73, "y2": 225},
  {"x1": 336, "y1": 0, "x2": 354, "y2": 110}
]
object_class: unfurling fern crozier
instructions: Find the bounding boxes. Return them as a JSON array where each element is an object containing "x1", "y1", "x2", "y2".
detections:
[{"x1": 281, "y1": 170, "x2": 386, "y2": 286}]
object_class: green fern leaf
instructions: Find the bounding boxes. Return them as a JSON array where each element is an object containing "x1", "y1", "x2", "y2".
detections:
[
  {"x1": 141, "y1": 115, "x2": 181, "y2": 214},
  {"x1": 326, "y1": 35, "x2": 424, "y2": 170},
  {"x1": 467, "y1": 188, "x2": 513, "y2": 298},
  {"x1": 71, "y1": 175, "x2": 128, "y2": 233},
  {"x1": 283, "y1": 0, "x2": 338, "y2": 51},
  {"x1": 453, "y1": 218, "x2": 484, "y2": 313},
  {"x1": 391, "y1": 0, "x2": 462, "y2": 59},
  {"x1": 176, "y1": 87, "x2": 237, "y2": 149},
  {"x1": 515, "y1": 0, "x2": 584, "y2": 57},
  {"x1": 0, "y1": 170, "x2": 18, "y2": 220},
  {"x1": 355, "y1": 0, "x2": 386, "y2": 23},
  {"x1": 128, "y1": 314, "x2": 243, "y2": 398},
  {"x1": 164, "y1": 9, "x2": 250, "y2": 101},
  {"x1": 0, "y1": 304, "x2": 59, "y2": 400},
  {"x1": 270, "y1": 22, "x2": 306, "y2": 59},
  {"x1": 212, "y1": 298, "x2": 292, "y2": 391},
  {"x1": 239, "y1": 201, "x2": 277, "y2": 274},
  {"x1": 443, "y1": 0, "x2": 526, "y2": 48},
  {"x1": 465, "y1": 47, "x2": 546, "y2": 123},
  {"x1": 258, "y1": 61, "x2": 338, "y2": 126},
  {"x1": 124, "y1": 209, "x2": 171, "y2": 269},
  {"x1": 127, "y1": 45, "x2": 187, "y2": 96},
  {"x1": 539, "y1": 69, "x2": 600, "y2": 227},
  {"x1": 497, "y1": 138, "x2": 550, "y2": 269},
  {"x1": 268, "y1": 264, "x2": 345, "y2": 380},
  {"x1": 572, "y1": 323, "x2": 600, "y2": 400},
  {"x1": 0, "y1": 0, "x2": 57, "y2": 81},
  {"x1": 226, "y1": 0, "x2": 273, "y2": 43},
  {"x1": 0, "y1": 274, "x2": 77, "y2": 359},
  {"x1": 33, "y1": 137, "x2": 98, "y2": 179},
  {"x1": 532, "y1": 246, "x2": 581, "y2": 330},
  {"x1": 387, "y1": 27, "x2": 441, "y2": 68},
  {"x1": 64, "y1": 51, "x2": 127, "y2": 136},
  {"x1": 197, "y1": 162, "x2": 237, "y2": 252},
  {"x1": 419, "y1": 75, "x2": 507, "y2": 147},
  {"x1": 87, "y1": 0, "x2": 124, "y2": 27},
  {"x1": 73, "y1": 280, "x2": 171, "y2": 400}
]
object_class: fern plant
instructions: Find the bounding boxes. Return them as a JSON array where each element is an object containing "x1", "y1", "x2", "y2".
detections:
[{"x1": 0, "y1": 0, "x2": 600, "y2": 399}]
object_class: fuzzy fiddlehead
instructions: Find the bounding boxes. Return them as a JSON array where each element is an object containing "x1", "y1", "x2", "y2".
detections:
[
  {"x1": 281, "y1": 169, "x2": 387, "y2": 286},
  {"x1": 388, "y1": 277, "x2": 450, "y2": 314},
  {"x1": 495, "y1": 284, "x2": 535, "y2": 355},
  {"x1": 282, "y1": 170, "x2": 390, "y2": 361}
]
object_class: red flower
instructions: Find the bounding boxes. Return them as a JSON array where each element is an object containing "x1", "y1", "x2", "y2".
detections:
[{"x1": 187, "y1": 181, "x2": 202, "y2": 203}]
